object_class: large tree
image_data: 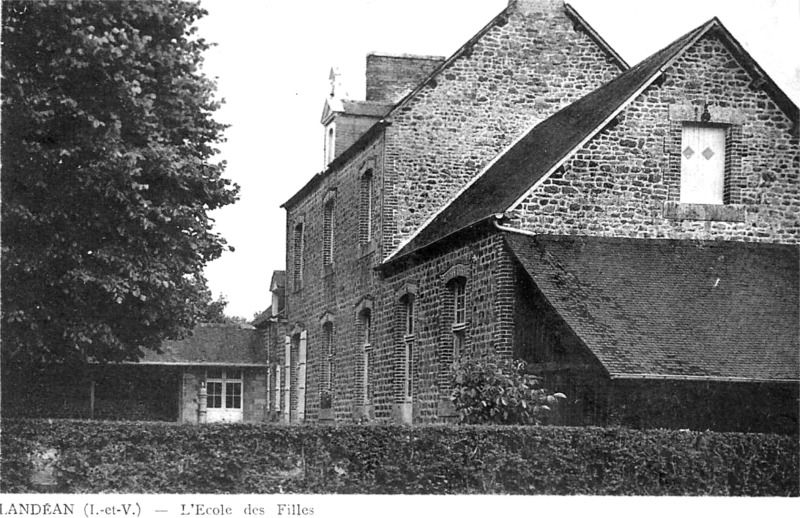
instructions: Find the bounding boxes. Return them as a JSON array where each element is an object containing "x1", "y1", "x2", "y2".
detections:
[{"x1": 2, "y1": 0, "x2": 238, "y2": 365}]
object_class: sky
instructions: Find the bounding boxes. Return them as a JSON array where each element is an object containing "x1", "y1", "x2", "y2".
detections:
[{"x1": 196, "y1": 0, "x2": 800, "y2": 320}]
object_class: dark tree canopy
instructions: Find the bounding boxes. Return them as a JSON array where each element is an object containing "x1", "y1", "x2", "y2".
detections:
[{"x1": 1, "y1": 0, "x2": 238, "y2": 365}]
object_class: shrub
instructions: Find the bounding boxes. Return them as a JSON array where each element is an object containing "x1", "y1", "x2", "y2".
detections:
[
  {"x1": 450, "y1": 357, "x2": 565, "y2": 424},
  {"x1": 1, "y1": 419, "x2": 797, "y2": 495}
]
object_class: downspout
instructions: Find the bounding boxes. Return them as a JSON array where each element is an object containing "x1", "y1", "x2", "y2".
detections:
[{"x1": 491, "y1": 214, "x2": 539, "y2": 237}]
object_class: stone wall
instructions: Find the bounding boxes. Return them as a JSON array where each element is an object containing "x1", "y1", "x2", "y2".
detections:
[
  {"x1": 384, "y1": 0, "x2": 623, "y2": 249},
  {"x1": 508, "y1": 33, "x2": 800, "y2": 243},
  {"x1": 282, "y1": 0, "x2": 627, "y2": 423},
  {"x1": 375, "y1": 230, "x2": 516, "y2": 422},
  {"x1": 284, "y1": 135, "x2": 386, "y2": 421}
]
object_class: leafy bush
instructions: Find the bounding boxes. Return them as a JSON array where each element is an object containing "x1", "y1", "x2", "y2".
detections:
[
  {"x1": 2, "y1": 419, "x2": 797, "y2": 495},
  {"x1": 451, "y1": 357, "x2": 565, "y2": 424}
]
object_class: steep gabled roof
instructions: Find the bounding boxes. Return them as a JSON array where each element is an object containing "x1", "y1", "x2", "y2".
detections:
[
  {"x1": 320, "y1": 98, "x2": 394, "y2": 125},
  {"x1": 139, "y1": 324, "x2": 266, "y2": 366},
  {"x1": 384, "y1": 17, "x2": 799, "y2": 265},
  {"x1": 283, "y1": 2, "x2": 628, "y2": 209},
  {"x1": 506, "y1": 233, "x2": 800, "y2": 382}
]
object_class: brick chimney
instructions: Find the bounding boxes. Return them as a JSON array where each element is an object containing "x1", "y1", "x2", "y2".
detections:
[
  {"x1": 508, "y1": 0, "x2": 565, "y2": 15},
  {"x1": 365, "y1": 53, "x2": 446, "y2": 103}
]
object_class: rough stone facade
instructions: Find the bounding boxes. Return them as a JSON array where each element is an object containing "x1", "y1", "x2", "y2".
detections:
[
  {"x1": 374, "y1": 230, "x2": 517, "y2": 422},
  {"x1": 385, "y1": 0, "x2": 623, "y2": 248},
  {"x1": 279, "y1": 1, "x2": 798, "y2": 430},
  {"x1": 281, "y1": 0, "x2": 624, "y2": 424},
  {"x1": 283, "y1": 135, "x2": 386, "y2": 421},
  {"x1": 508, "y1": 33, "x2": 800, "y2": 243}
]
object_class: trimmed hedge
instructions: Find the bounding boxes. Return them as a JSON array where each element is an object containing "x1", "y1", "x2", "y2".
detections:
[{"x1": 1, "y1": 419, "x2": 797, "y2": 495}]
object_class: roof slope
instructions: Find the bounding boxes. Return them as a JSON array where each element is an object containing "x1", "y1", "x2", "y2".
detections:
[
  {"x1": 140, "y1": 324, "x2": 266, "y2": 366},
  {"x1": 386, "y1": 17, "x2": 799, "y2": 264},
  {"x1": 283, "y1": 2, "x2": 627, "y2": 209},
  {"x1": 506, "y1": 233, "x2": 800, "y2": 381},
  {"x1": 387, "y1": 20, "x2": 711, "y2": 263}
]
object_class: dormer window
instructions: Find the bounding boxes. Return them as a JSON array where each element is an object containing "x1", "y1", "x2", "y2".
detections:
[{"x1": 680, "y1": 124, "x2": 726, "y2": 204}]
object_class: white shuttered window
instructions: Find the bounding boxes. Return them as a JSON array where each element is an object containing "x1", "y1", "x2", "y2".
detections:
[{"x1": 680, "y1": 125, "x2": 726, "y2": 204}]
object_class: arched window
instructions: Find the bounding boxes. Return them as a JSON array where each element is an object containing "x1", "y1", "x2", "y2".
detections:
[{"x1": 325, "y1": 125, "x2": 335, "y2": 165}]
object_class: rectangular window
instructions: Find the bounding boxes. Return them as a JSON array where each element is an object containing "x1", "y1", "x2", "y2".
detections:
[
  {"x1": 293, "y1": 222, "x2": 304, "y2": 290},
  {"x1": 454, "y1": 280, "x2": 466, "y2": 325},
  {"x1": 405, "y1": 296, "x2": 414, "y2": 336},
  {"x1": 206, "y1": 370, "x2": 241, "y2": 410},
  {"x1": 225, "y1": 382, "x2": 242, "y2": 409},
  {"x1": 323, "y1": 200, "x2": 334, "y2": 266},
  {"x1": 207, "y1": 381, "x2": 223, "y2": 409},
  {"x1": 680, "y1": 124, "x2": 726, "y2": 204},
  {"x1": 360, "y1": 171, "x2": 373, "y2": 244},
  {"x1": 405, "y1": 338, "x2": 413, "y2": 398}
]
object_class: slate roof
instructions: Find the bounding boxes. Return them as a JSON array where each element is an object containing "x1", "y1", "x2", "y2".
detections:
[
  {"x1": 386, "y1": 17, "x2": 799, "y2": 264},
  {"x1": 283, "y1": 2, "x2": 627, "y2": 209},
  {"x1": 505, "y1": 233, "x2": 800, "y2": 382},
  {"x1": 139, "y1": 324, "x2": 267, "y2": 366}
]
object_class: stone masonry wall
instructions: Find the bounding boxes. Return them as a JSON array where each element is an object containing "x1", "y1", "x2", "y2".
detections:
[
  {"x1": 384, "y1": 0, "x2": 623, "y2": 250},
  {"x1": 284, "y1": 135, "x2": 386, "y2": 422},
  {"x1": 374, "y1": 231, "x2": 516, "y2": 422},
  {"x1": 508, "y1": 33, "x2": 800, "y2": 243}
]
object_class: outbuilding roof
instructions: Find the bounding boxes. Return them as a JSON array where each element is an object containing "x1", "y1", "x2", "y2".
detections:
[
  {"x1": 506, "y1": 233, "x2": 800, "y2": 382},
  {"x1": 139, "y1": 323, "x2": 266, "y2": 367}
]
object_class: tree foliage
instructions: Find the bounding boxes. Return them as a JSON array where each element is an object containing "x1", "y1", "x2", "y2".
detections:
[
  {"x1": 451, "y1": 357, "x2": 565, "y2": 425},
  {"x1": 1, "y1": 0, "x2": 238, "y2": 364}
]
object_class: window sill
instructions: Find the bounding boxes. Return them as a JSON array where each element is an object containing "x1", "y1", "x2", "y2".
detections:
[
  {"x1": 663, "y1": 202, "x2": 745, "y2": 222},
  {"x1": 451, "y1": 322, "x2": 468, "y2": 333},
  {"x1": 403, "y1": 334, "x2": 415, "y2": 342}
]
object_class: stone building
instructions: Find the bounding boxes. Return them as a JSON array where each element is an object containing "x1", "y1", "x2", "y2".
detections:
[
  {"x1": 2, "y1": 324, "x2": 271, "y2": 423},
  {"x1": 276, "y1": 0, "x2": 799, "y2": 433}
]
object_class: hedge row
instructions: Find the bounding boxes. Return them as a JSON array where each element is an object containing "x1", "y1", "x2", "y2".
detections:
[{"x1": 1, "y1": 419, "x2": 797, "y2": 495}]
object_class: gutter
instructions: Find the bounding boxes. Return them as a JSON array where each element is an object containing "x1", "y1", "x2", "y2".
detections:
[{"x1": 610, "y1": 373, "x2": 799, "y2": 384}]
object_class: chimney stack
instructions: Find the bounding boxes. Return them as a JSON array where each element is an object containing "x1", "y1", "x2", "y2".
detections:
[
  {"x1": 508, "y1": 0, "x2": 565, "y2": 15},
  {"x1": 365, "y1": 53, "x2": 446, "y2": 103}
]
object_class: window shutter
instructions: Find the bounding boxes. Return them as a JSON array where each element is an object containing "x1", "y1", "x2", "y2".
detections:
[
  {"x1": 298, "y1": 330, "x2": 307, "y2": 421},
  {"x1": 283, "y1": 337, "x2": 291, "y2": 423},
  {"x1": 680, "y1": 125, "x2": 725, "y2": 204}
]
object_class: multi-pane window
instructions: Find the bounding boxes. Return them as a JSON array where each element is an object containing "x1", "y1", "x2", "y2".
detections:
[
  {"x1": 206, "y1": 369, "x2": 242, "y2": 410},
  {"x1": 359, "y1": 170, "x2": 373, "y2": 244},
  {"x1": 293, "y1": 222, "x2": 304, "y2": 290},
  {"x1": 361, "y1": 309, "x2": 372, "y2": 403},
  {"x1": 323, "y1": 199, "x2": 335, "y2": 266},
  {"x1": 453, "y1": 278, "x2": 466, "y2": 326},
  {"x1": 323, "y1": 322, "x2": 334, "y2": 391},
  {"x1": 680, "y1": 124, "x2": 726, "y2": 204},
  {"x1": 404, "y1": 339, "x2": 413, "y2": 399}
]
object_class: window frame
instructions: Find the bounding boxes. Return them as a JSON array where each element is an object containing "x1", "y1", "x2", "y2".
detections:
[
  {"x1": 292, "y1": 220, "x2": 305, "y2": 291},
  {"x1": 679, "y1": 123, "x2": 727, "y2": 205},
  {"x1": 206, "y1": 369, "x2": 242, "y2": 410}
]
